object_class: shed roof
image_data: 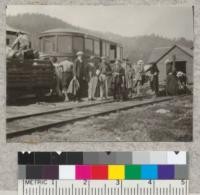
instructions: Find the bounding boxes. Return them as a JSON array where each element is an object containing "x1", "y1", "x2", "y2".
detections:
[
  {"x1": 6, "y1": 25, "x2": 19, "y2": 33},
  {"x1": 148, "y1": 44, "x2": 193, "y2": 64},
  {"x1": 6, "y1": 24, "x2": 29, "y2": 34}
]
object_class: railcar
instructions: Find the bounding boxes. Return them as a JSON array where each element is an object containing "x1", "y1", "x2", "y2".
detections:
[
  {"x1": 38, "y1": 28, "x2": 123, "y2": 63},
  {"x1": 38, "y1": 28, "x2": 123, "y2": 97}
]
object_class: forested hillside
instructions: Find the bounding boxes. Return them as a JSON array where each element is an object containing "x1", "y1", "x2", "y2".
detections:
[{"x1": 7, "y1": 13, "x2": 193, "y2": 63}]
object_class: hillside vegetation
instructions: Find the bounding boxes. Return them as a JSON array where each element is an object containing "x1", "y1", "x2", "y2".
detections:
[{"x1": 7, "y1": 13, "x2": 193, "y2": 63}]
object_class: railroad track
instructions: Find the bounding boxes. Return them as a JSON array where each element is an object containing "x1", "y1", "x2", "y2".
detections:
[
  {"x1": 7, "y1": 98, "x2": 114, "y2": 122},
  {"x1": 7, "y1": 96, "x2": 172, "y2": 138}
]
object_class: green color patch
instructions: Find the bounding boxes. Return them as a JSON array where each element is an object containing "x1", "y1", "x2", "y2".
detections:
[{"x1": 125, "y1": 165, "x2": 141, "y2": 179}]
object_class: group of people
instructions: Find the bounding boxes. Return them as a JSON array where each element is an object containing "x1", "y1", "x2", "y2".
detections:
[{"x1": 67, "y1": 51, "x2": 159, "y2": 102}]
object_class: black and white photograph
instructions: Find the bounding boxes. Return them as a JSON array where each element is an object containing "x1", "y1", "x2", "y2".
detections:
[{"x1": 6, "y1": 5, "x2": 193, "y2": 142}]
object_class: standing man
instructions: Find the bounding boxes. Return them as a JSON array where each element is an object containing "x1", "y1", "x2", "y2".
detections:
[
  {"x1": 73, "y1": 51, "x2": 85, "y2": 101},
  {"x1": 124, "y1": 58, "x2": 134, "y2": 98},
  {"x1": 99, "y1": 56, "x2": 112, "y2": 100},
  {"x1": 112, "y1": 59, "x2": 125, "y2": 101},
  {"x1": 50, "y1": 56, "x2": 63, "y2": 97},
  {"x1": 87, "y1": 56, "x2": 98, "y2": 100},
  {"x1": 135, "y1": 60, "x2": 144, "y2": 96},
  {"x1": 149, "y1": 63, "x2": 159, "y2": 97}
]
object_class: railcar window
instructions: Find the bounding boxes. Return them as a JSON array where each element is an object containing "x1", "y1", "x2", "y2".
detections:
[
  {"x1": 73, "y1": 36, "x2": 84, "y2": 52},
  {"x1": 120, "y1": 47, "x2": 123, "y2": 59},
  {"x1": 117, "y1": 46, "x2": 121, "y2": 59},
  {"x1": 94, "y1": 40, "x2": 100, "y2": 55},
  {"x1": 102, "y1": 41, "x2": 106, "y2": 56},
  {"x1": 110, "y1": 44, "x2": 117, "y2": 61},
  {"x1": 43, "y1": 36, "x2": 56, "y2": 53},
  {"x1": 106, "y1": 43, "x2": 110, "y2": 57},
  {"x1": 58, "y1": 36, "x2": 72, "y2": 53},
  {"x1": 6, "y1": 38, "x2": 10, "y2": 46},
  {"x1": 85, "y1": 38, "x2": 93, "y2": 54}
]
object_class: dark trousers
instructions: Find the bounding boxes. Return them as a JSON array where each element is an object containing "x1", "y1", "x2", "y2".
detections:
[
  {"x1": 113, "y1": 77, "x2": 124, "y2": 100},
  {"x1": 150, "y1": 76, "x2": 159, "y2": 96},
  {"x1": 76, "y1": 77, "x2": 84, "y2": 100}
]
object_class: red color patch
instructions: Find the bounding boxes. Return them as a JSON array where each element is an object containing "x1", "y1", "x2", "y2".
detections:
[{"x1": 91, "y1": 165, "x2": 108, "y2": 179}]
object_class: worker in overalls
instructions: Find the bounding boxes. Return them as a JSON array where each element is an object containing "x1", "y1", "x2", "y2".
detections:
[
  {"x1": 87, "y1": 56, "x2": 98, "y2": 100},
  {"x1": 99, "y1": 56, "x2": 112, "y2": 100},
  {"x1": 135, "y1": 60, "x2": 144, "y2": 96},
  {"x1": 112, "y1": 59, "x2": 125, "y2": 101}
]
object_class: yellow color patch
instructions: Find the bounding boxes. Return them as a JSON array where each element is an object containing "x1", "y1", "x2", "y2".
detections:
[{"x1": 108, "y1": 165, "x2": 125, "y2": 180}]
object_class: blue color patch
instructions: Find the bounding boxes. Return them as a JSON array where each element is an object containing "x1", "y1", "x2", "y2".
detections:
[{"x1": 141, "y1": 165, "x2": 158, "y2": 179}]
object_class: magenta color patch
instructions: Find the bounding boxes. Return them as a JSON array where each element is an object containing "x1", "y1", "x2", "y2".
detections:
[{"x1": 76, "y1": 165, "x2": 91, "y2": 179}]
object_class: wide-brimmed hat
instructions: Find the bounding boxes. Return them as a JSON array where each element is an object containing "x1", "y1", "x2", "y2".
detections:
[
  {"x1": 123, "y1": 57, "x2": 129, "y2": 61},
  {"x1": 137, "y1": 60, "x2": 144, "y2": 64},
  {"x1": 76, "y1": 51, "x2": 84, "y2": 56},
  {"x1": 90, "y1": 55, "x2": 95, "y2": 60},
  {"x1": 101, "y1": 56, "x2": 106, "y2": 60},
  {"x1": 116, "y1": 58, "x2": 122, "y2": 63}
]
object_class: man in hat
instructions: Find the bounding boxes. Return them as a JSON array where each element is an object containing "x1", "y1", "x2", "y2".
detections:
[
  {"x1": 73, "y1": 51, "x2": 85, "y2": 101},
  {"x1": 134, "y1": 59, "x2": 144, "y2": 96},
  {"x1": 165, "y1": 59, "x2": 179, "y2": 95},
  {"x1": 87, "y1": 56, "x2": 98, "y2": 100},
  {"x1": 99, "y1": 56, "x2": 112, "y2": 99},
  {"x1": 112, "y1": 59, "x2": 125, "y2": 101},
  {"x1": 123, "y1": 58, "x2": 134, "y2": 98},
  {"x1": 149, "y1": 63, "x2": 159, "y2": 97}
]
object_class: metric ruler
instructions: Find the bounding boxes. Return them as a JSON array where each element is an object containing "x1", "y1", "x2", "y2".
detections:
[{"x1": 18, "y1": 180, "x2": 189, "y2": 195}]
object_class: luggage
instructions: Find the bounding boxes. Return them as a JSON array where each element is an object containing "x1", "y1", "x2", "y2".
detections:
[{"x1": 24, "y1": 49, "x2": 35, "y2": 59}]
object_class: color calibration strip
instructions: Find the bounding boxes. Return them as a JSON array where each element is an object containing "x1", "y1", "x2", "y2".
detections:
[
  {"x1": 18, "y1": 151, "x2": 188, "y2": 180},
  {"x1": 19, "y1": 164, "x2": 188, "y2": 180},
  {"x1": 18, "y1": 151, "x2": 187, "y2": 165}
]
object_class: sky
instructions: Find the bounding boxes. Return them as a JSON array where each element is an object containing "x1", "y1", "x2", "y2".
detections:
[{"x1": 6, "y1": 5, "x2": 193, "y2": 40}]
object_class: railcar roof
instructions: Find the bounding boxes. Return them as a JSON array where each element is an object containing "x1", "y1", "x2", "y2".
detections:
[{"x1": 39, "y1": 28, "x2": 122, "y2": 46}]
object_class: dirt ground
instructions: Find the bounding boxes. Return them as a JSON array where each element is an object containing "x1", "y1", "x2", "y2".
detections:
[{"x1": 8, "y1": 95, "x2": 192, "y2": 143}]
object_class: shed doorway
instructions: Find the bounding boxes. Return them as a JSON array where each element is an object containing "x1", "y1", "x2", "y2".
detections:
[
  {"x1": 175, "y1": 61, "x2": 186, "y2": 74},
  {"x1": 166, "y1": 61, "x2": 186, "y2": 75}
]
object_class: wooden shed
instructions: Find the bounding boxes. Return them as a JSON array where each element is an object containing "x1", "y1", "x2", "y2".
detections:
[
  {"x1": 148, "y1": 44, "x2": 193, "y2": 85},
  {"x1": 6, "y1": 25, "x2": 28, "y2": 47}
]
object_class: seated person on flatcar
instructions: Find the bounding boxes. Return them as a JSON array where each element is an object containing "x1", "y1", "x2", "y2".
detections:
[{"x1": 11, "y1": 32, "x2": 31, "y2": 59}]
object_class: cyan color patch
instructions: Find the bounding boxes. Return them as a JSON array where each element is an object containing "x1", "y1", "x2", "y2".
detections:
[{"x1": 141, "y1": 165, "x2": 158, "y2": 179}]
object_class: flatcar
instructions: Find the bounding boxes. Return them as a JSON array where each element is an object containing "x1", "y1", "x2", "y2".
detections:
[{"x1": 6, "y1": 26, "x2": 57, "y2": 102}]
